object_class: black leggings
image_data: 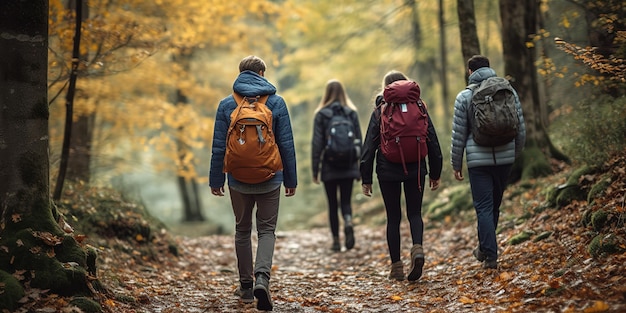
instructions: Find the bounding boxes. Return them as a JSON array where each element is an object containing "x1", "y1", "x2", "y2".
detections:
[
  {"x1": 323, "y1": 178, "x2": 354, "y2": 237},
  {"x1": 379, "y1": 176, "x2": 425, "y2": 263}
]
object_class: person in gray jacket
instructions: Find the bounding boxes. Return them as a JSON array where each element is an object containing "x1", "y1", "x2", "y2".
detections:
[{"x1": 451, "y1": 55, "x2": 526, "y2": 269}]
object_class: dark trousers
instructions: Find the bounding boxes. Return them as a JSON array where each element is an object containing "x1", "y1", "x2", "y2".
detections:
[
  {"x1": 379, "y1": 175, "x2": 425, "y2": 263},
  {"x1": 323, "y1": 178, "x2": 354, "y2": 237},
  {"x1": 468, "y1": 165, "x2": 512, "y2": 260}
]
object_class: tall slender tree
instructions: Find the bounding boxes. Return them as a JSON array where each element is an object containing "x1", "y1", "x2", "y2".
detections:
[
  {"x1": 53, "y1": 0, "x2": 84, "y2": 200},
  {"x1": 439, "y1": 0, "x2": 450, "y2": 116},
  {"x1": 65, "y1": 0, "x2": 94, "y2": 185}
]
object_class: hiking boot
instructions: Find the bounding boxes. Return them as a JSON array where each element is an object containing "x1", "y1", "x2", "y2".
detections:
[
  {"x1": 407, "y1": 244, "x2": 425, "y2": 281},
  {"x1": 331, "y1": 236, "x2": 340, "y2": 252},
  {"x1": 388, "y1": 261, "x2": 405, "y2": 281},
  {"x1": 473, "y1": 246, "x2": 486, "y2": 262},
  {"x1": 483, "y1": 258, "x2": 498, "y2": 269},
  {"x1": 344, "y1": 225, "x2": 355, "y2": 250},
  {"x1": 235, "y1": 286, "x2": 254, "y2": 304},
  {"x1": 254, "y1": 273, "x2": 273, "y2": 311}
]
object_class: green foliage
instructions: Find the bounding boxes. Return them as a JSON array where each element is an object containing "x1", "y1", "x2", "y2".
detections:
[{"x1": 562, "y1": 95, "x2": 626, "y2": 167}]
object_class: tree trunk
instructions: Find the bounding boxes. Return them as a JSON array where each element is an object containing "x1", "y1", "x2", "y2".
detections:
[
  {"x1": 499, "y1": 0, "x2": 560, "y2": 181},
  {"x1": 0, "y1": 1, "x2": 100, "y2": 310},
  {"x1": 408, "y1": 0, "x2": 437, "y2": 99},
  {"x1": 67, "y1": 113, "x2": 94, "y2": 182},
  {"x1": 457, "y1": 0, "x2": 481, "y2": 84},
  {"x1": 66, "y1": 0, "x2": 94, "y2": 184},
  {"x1": 53, "y1": 0, "x2": 83, "y2": 200},
  {"x1": 438, "y1": 0, "x2": 450, "y2": 118},
  {"x1": 174, "y1": 88, "x2": 205, "y2": 222}
]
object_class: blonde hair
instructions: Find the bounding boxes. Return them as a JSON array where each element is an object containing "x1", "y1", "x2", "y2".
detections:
[
  {"x1": 382, "y1": 70, "x2": 408, "y2": 90},
  {"x1": 314, "y1": 79, "x2": 357, "y2": 113},
  {"x1": 372, "y1": 70, "x2": 409, "y2": 105}
]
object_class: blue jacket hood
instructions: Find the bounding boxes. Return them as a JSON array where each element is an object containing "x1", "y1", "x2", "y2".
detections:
[{"x1": 233, "y1": 70, "x2": 277, "y2": 97}]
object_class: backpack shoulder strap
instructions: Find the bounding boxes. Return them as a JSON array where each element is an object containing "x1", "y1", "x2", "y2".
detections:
[
  {"x1": 232, "y1": 92, "x2": 245, "y2": 106},
  {"x1": 417, "y1": 99, "x2": 429, "y2": 115},
  {"x1": 466, "y1": 83, "x2": 479, "y2": 92}
]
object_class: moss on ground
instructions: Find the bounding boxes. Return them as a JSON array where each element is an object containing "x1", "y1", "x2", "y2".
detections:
[{"x1": 0, "y1": 271, "x2": 25, "y2": 311}]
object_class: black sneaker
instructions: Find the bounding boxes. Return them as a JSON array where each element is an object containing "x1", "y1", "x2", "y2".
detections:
[
  {"x1": 344, "y1": 225, "x2": 355, "y2": 250},
  {"x1": 254, "y1": 273, "x2": 273, "y2": 311},
  {"x1": 473, "y1": 246, "x2": 486, "y2": 262}
]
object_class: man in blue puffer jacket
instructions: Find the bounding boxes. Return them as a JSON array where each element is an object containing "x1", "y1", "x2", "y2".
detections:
[
  {"x1": 209, "y1": 55, "x2": 297, "y2": 311},
  {"x1": 451, "y1": 55, "x2": 526, "y2": 270}
]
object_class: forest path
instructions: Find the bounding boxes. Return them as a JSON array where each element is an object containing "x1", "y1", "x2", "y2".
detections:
[{"x1": 104, "y1": 216, "x2": 625, "y2": 313}]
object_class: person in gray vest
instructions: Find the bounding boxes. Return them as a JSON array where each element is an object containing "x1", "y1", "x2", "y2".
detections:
[{"x1": 451, "y1": 55, "x2": 526, "y2": 269}]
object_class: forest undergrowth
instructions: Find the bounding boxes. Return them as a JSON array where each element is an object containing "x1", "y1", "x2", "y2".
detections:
[{"x1": 15, "y1": 151, "x2": 626, "y2": 313}]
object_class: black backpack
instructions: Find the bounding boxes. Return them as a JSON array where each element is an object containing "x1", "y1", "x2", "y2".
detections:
[{"x1": 323, "y1": 105, "x2": 360, "y2": 166}]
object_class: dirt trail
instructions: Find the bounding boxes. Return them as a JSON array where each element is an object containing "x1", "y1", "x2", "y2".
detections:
[{"x1": 102, "y1": 217, "x2": 625, "y2": 313}]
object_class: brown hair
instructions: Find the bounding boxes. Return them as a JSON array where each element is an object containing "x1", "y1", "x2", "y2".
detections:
[
  {"x1": 468, "y1": 55, "x2": 490, "y2": 71},
  {"x1": 373, "y1": 70, "x2": 409, "y2": 103},
  {"x1": 315, "y1": 79, "x2": 357, "y2": 113},
  {"x1": 239, "y1": 55, "x2": 266, "y2": 74}
]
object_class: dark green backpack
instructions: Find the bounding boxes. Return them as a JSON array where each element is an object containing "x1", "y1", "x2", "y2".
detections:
[{"x1": 467, "y1": 77, "x2": 519, "y2": 147}]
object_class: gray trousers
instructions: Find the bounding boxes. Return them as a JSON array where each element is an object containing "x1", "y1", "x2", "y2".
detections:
[{"x1": 229, "y1": 187, "x2": 280, "y2": 285}]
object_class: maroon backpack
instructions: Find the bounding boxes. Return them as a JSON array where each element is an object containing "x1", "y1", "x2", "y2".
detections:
[{"x1": 380, "y1": 80, "x2": 429, "y2": 189}]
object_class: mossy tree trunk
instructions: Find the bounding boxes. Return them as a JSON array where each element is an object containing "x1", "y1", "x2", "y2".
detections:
[
  {"x1": 0, "y1": 1, "x2": 99, "y2": 311},
  {"x1": 499, "y1": 0, "x2": 568, "y2": 182}
]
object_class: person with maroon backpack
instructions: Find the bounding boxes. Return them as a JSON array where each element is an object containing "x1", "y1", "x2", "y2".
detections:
[{"x1": 360, "y1": 70, "x2": 443, "y2": 282}]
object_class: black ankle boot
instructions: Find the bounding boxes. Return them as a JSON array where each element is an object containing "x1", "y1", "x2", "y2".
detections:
[
  {"x1": 254, "y1": 272, "x2": 273, "y2": 311},
  {"x1": 344, "y1": 215, "x2": 354, "y2": 250},
  {"x1": 331, "y1": 236, "x2": 340, "y2": 252}
]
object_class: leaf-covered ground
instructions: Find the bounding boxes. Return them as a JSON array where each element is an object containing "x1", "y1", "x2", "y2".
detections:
[
  {"x1": 100, "y1": 219, "x2": 624, "y2": 313},
  {"x1": 16, "y1": 154, "x2": 626, "y2": 313}
]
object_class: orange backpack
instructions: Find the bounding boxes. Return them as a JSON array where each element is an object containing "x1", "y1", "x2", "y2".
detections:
[{"x1": 223, "y1": 93, "x2": 283, "y2": 184}]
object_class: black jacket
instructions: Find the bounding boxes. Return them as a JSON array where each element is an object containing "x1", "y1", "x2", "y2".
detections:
[
  {"x1": 311, "y1": 102, "x2": 362, "y2": 182},
  {"x1": 360, "y1": 95, "x2": 443, "y2": 184}
]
